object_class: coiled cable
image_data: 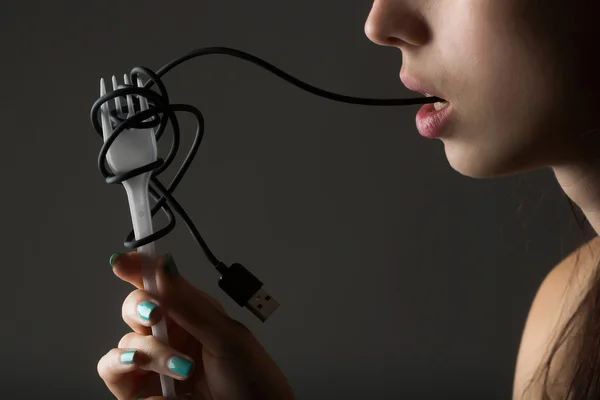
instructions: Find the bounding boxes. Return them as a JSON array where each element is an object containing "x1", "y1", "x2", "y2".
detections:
[{"x1": 90, "y1": 46, "x2": 444, "y2": 274}]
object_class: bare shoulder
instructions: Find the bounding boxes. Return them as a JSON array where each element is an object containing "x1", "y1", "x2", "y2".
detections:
[{"x1": 513, "y1": 235, "x2": 600, "y2": 399}]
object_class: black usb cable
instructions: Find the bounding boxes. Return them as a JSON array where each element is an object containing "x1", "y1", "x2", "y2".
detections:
[{"x1": 90, "y1": 46, "x2": 441, "y2": 322}]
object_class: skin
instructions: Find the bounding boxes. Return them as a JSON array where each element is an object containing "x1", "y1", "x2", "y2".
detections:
[
  {"x1": 97, "y1": 253, "x2": 295, "y2": 400},
  {"x1": 513, "y1": 236, "x2": 600, "y2": 398},
  {"x1": 366, "y1": 0, "x2": 600, "y2": 179},
  {"x1": 99, "y1": 1, "x2": 600, "y2": 399},
  {"x1": 364, "y1": 1, "x2": 600, "y2": 398}
]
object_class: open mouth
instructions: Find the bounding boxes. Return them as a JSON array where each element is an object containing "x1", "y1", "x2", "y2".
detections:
[{"x1": 425, "y1": 93, "x2": 450, "y2": 111}]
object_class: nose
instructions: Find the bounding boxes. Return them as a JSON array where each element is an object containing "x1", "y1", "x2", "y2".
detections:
[{"x1": 364, "y1": 0, "x2": 428, "y2": 47}]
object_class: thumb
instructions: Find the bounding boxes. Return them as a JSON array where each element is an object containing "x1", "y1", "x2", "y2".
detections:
[{"x1": 156, "y1": 254, "x2": 250, "y2": 358}]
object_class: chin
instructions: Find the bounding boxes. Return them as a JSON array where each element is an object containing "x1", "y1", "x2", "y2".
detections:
[
  {"x1": 446, "y1": 158, "x2": 501, "y2": 179},
  {"x1": 441, "y1": 140, "x2": 539, "y2": 180}
]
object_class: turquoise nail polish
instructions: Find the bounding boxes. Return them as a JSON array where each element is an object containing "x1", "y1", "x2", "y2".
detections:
[
  {"x1": 120, "y1": 350, "x2": 136, "y2": 364},
  {"x1": 167, "y1": 356, "x2": 194, "y2": 377},
  {"x1": 164, "y1": 253, "x2": 179, "y2": 277},
  {"x1": 109, "y1": 253, "x2": 123, "y2": 267},
  {"x1": 137, "y1": 301, "x2": 157, "y2": 321}
]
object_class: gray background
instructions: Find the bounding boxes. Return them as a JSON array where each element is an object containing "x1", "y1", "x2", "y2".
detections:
[{"x1": 1, "y1": 1, "x2": 591, "y2": 399}]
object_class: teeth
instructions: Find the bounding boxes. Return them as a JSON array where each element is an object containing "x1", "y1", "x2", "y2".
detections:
[
  {"x1": 424, "y1": 92, "x2": 450, "y2": 110},
  {"x1": 434, "y1": 100, "x2": 450, "y2": 111}
]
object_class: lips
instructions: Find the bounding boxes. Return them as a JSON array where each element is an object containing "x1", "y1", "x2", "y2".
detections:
[{"x1": 400, "y1": 73, "x2": 447, "y2": 102}]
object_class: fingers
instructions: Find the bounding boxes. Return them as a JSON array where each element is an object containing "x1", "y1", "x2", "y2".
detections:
[
  {"x1": 110, "y1": 252, "x2": 145, "y2": 289},
  {"x1": 97, "y1": 347, "x2": 155, "y2": 399},
  {"x1": 110, "y1": 252, "x2": 253, "y2": 358},
  {"x1": 118, "y1": 332, "x2": 196, "y2": 381},
  {"x1": 122, "y1": 289, "x2": 164, "y2": 335},
  {"x1": 97, "y1": 347, "x2": 144, "y2": 384},
  {"x1": 98, "y1": 332, "x2": 196, "y2": 399},
  {"x1": 111, "y1": 252, "x2": 226, "y2": 314},
  {"x1": 154, "y1": 255, "x2": 254, "y2": 358}
]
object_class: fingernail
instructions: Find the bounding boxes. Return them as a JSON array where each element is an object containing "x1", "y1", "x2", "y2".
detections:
[
  {"x1": 109, "y1": 253, "x2": 123, "y2": 267},
  {"x1": 137, "y1": 301, "x2": 158, "y2": 321},
  {"x1": 120, "y1": 350, "x2": 137, "y2": 364},
  {"x1": 167, "y1": 356, "x2": 194, "y2": 377},
  {"x1": 164, "y1": 253, "x2": 179, "y2": 277}
]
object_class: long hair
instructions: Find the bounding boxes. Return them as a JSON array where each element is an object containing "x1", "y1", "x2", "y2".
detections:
[{"x1": 526, "y1": 197, "x2": 600, "y2": 399}]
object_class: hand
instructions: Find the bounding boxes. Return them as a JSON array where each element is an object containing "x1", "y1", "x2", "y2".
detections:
[{"x1": 97, "y1": 252, "x2": 295, "y2": 400}]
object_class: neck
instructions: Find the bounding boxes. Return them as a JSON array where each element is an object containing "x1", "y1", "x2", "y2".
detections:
[{"x1": 553, "y1": 157, "x2": 600, "y2": 236}]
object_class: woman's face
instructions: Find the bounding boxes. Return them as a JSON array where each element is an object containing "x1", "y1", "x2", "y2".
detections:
[{"x1": 365, "y1": 0, "x2": 600, "y2": 178}]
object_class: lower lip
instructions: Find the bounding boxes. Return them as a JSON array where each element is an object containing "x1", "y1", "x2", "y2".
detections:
[{"x1": 415, "y1": 102, "x2": 453, "y2": 139}]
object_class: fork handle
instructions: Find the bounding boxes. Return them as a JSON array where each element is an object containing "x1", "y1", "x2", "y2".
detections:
[{"x1": 123, "y1": 173, "x2": 177, "y2": 399}]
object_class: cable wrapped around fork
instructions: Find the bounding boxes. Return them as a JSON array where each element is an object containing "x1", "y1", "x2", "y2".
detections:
[
  {"x1": 89, "y1": 46, "x2": 443, "y2": 271},
  {"x1": 90, "y1": 66, "x2": 226, "y2": 270}
]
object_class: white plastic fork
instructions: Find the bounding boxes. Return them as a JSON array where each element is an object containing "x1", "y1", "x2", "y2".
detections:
[{"x1": 100, "y1": 75, "x2": 177, "y2": 399}]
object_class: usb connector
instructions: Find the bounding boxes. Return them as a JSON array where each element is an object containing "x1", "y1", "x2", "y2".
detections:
[
  {"x1": 245, "y1": 287, "x2": 280, "y2": 322},
  {"x1": 217, "y1": 263, "x2": 280, "y2": 322}
]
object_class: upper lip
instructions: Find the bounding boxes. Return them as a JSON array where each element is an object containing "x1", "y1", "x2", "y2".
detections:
[{"x1": 400, "y1": 73, "x2": 446, "y2": 101}]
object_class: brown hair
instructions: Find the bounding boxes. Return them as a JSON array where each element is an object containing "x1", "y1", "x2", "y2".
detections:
[{"x1": 525, "y1": 198, "x2": 600, "y2": 399}]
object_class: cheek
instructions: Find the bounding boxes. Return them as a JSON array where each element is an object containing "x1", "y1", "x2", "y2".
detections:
[
  {"x1": 434, "y1": 1, "x2": 600, "y2": 177},
  {"x1": 468, "y1": 20, "x2": 554, "y2": 116},
  {"x1": 443, "y1": 23, "x2": 571, "y2": 175}
]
